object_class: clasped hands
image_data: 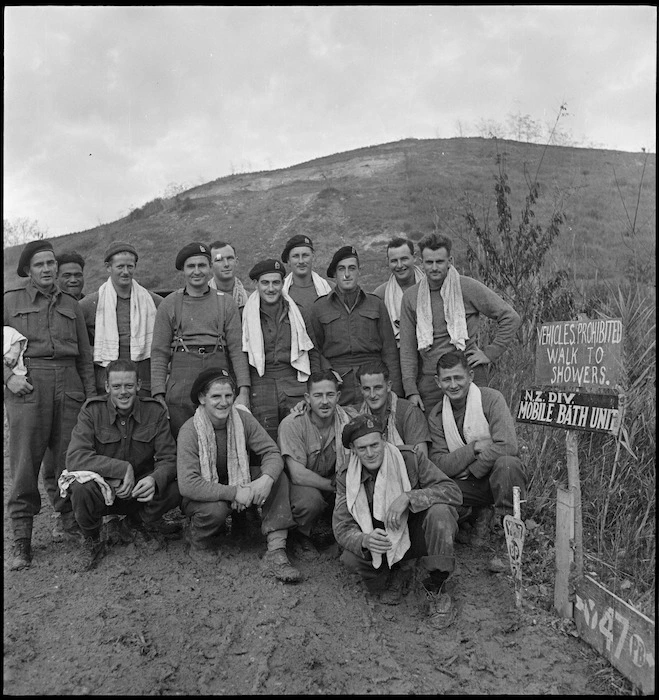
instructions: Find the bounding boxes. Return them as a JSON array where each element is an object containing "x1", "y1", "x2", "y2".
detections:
[
  {"x1": 115, "y1": 464, "x2": 156, "y2": 502},
  {"x1": 231, "y1": 474, "x2": 274, "y2": 512},
  {"x1": 362, "y1": 493, "x2": 410, "y2": 554}
]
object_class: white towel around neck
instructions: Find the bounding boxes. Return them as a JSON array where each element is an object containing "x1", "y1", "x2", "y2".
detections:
[
  {"x1": 415, "y1": 265, "x2": 469, "y2": 352},
  {"x1": 383, "y1": 266, "x2": 425, "y2": 342},
  {"x1": 93, "y1": 279, "x2": 157, "y2": 367},
  {"x1": 442, "y1": 383, "x2": 491, "y2": 452},
  {"x1": 282, "y1": 271, "x2": 332, "y2": 297},
  {"x1": 242, "y1": 290, "x2": 314, "y2": 382},
  {"x1": 345, "y1": 442, "x2": 411, "y2": 568}
]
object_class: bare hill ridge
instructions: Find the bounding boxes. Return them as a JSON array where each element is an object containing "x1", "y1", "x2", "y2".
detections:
[{"x1": 4, "y1": 137, "x2": 655, "y2": 293}]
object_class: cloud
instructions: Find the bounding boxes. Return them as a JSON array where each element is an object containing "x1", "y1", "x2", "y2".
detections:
[{"x1": 3, "y1": 5, "x2": 656, "y2": 236}]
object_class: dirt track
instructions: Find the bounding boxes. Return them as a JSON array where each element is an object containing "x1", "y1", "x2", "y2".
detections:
[{"x1": 3, "y1": 455, "x2": 622, "y2": 696}]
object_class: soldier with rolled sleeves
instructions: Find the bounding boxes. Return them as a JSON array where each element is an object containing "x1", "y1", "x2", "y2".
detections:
[
  {"x1": 63, "y1": 359, "x2": 182, "y2": 571},
  {"x1": 150, "y1": 242, "x2": 250, "y2": 438},
  {"x1": 242, "y1": 258, "x2": 320, "y2": 440},
  {"x1": 308, "y1": 245, "x2": 403, "y2": 406},
  {"x1": 79, "y1": 241, "x2": 163, "y2": 397},
  {"x1": 280, "y1": 234, "x2": 332, "y2": 310},
  {"x1": 333, "y1": 414, "x2": 462, "y2": 627},
  {"x1": 4, "y1": 239, "x2": 96, "y2": 571}
]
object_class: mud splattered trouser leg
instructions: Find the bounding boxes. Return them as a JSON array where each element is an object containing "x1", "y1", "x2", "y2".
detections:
[
  {"x1": 182, "y1": 467, "x2": 296, "y2": 550},
  {"x1": 453, "y1": 456, "x2": 527, "y2": 518},
  {"x1": 70, "y1": 480, "x2": 181, "y2": 538},
  {"x1": 288, "y1": 484, "x2": 332, "y2": 537},
  {"x1": 340, "y1": 504, "x2": 459, "y2": 590},
  {"x1": 5, "y1": 359, "x2": 85, "y2": 541}
]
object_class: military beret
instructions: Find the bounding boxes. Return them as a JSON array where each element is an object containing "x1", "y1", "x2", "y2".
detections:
[
  {"x1": 326, "y1": 245, "x2": 359, "y2": 278},
  {"x1": 190, "y1": 368, "x2": 236, "y2": 406},
  {"x1": 17, "y1": 239, "x2": 55, "y2": 277},
  {"x1": 104, "y1": 241, "x2": 139, "y2": 263},
  {"x1": 281, "y1": 234, "x2": 314, "y2": 263},
  {"x1": 341, "y1": 414, "x2": 384, "y2": 448},
  {"x1": 248, "y1": 258, "x2": 285, "y2": 281},
  {"x1": 56, "y1": 250, "x2": 86, "y2": 269},
  {"x1": 175, "y1": 242, "x2": 211, "y2": 271}
]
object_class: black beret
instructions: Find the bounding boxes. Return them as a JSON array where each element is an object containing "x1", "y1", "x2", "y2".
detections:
[
  {"x1": 17, "y1": 239, "x2": 55, "y2": 277},
  {"x1": 104, "y1": 241, "x2": 139, "y2": 263},
  {"x1": 175, "y1": 242, "x2": 211, "y2": 271},
  {"x1": 341, "y1": 414, "x2": 384, "y2": 448},
  {"x1": 326, "y1": 245, "x2": 359, "y2": 278},
  {"x1": 56, "y1": 250, "x2": 85, "y2": 269},
  {"x1": 248, "y1": 258, "x2": 285, "y2": 281},
  {"x1": 190, "y1": 368, "x2": 236, "y2": 406},
  {"x1": 281, "y1": 234, "x2": 314, "y2": 263}
]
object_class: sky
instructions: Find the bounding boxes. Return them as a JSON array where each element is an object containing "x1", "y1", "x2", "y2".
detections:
[{"x1": 3, "y1": 5, "x2": 657, "y2": 238}]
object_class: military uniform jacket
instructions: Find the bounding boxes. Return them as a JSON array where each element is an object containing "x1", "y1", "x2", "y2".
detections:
[{"x1": 66, "y1": 394, "x2": 177, "y2": 495}]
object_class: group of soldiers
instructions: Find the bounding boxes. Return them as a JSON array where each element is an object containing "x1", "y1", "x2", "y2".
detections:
[{"x1": 4, "y1": 230, "x2": 527, "y2": 629}]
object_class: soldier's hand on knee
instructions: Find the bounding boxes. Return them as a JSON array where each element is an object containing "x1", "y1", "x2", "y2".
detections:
[
  {"x1": 234, "y1": 485, "x2": 253, "y2": 509},
  {"x1": 364, "y1": 528, "x2": 392, "y2": 554},
  {"x1": 250, "y1": 474, "x2": 274, "y2": 506}
]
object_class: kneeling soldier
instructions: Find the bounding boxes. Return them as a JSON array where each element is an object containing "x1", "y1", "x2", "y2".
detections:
[
  {"x1": 333, "y1": 414, "x2": 462, "y2": 628},
  {"x1": 64, "y1": 359, "x2": 182, "y2": 571}
]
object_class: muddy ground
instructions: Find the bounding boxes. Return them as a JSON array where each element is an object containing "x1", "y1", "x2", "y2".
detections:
[{"x1": 4, "y1": 439, "x2": 631, "y2": 696}]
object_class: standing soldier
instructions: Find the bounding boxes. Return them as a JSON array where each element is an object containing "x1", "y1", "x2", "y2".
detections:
[
  {"x1": 372, "y1": 237, "x2": 424, "y2": 348},
  {"x1": 280, "y1": 234, "x2": 332, "y2": 310},
  {"x1": 208, "y1": 240, "x2": 250, "y2": 314},
  {"x1": 4, "y1": 239, "x2": 96, "y2": 570},
  {"x1": 79, "y1": 242, "x2": 162, "y2": 397},
  {"x1": 150, "y1": 242, "x2": 250, "y2": 438},
  {"x1": 399, "y1": 233, "x2": 521, "y2": 414},
  {"x1": 242, "y1": 258, "x2": 320, "y2": 440},
  {"x1": 309, "y1": 245, "x2": 403, "y2": 406}
]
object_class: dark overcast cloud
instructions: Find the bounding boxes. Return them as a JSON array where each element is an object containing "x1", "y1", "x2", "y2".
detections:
[{"x1": 3, "y1": 5, "x2": 656, "y2": 236}]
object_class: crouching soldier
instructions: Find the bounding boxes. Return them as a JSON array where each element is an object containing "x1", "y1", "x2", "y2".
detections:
[
  {"x1": 63, "y1": 359, "x2": 182, "y2": 571},
  {"x1": 333, "y1": 414, "x2": 463, "y2": 628}
]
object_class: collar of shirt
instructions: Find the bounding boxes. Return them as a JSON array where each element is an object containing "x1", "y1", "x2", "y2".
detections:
[
  {"x1": 106, "y1": 394, "x2": 144, "y2": 425},
  {"x1": 26, "y1": 278, "x2": 60, "y2": 302},
  {"x1": 330, "y1": 286, "x2": 364, "y2": 309}
]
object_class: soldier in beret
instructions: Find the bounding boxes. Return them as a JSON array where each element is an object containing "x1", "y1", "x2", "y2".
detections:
[
  {"x1": 150, "y1": 242, "x2": 250, "y2": 437},
  {"x1": 308, "y1": 245, "x2": 403, "y2": 406},
  {"x1": 242, "y1": 258, "x2": 320, "y2": 440},
  {"x1": 79, "y1": 241, "x2": 163, "y2": 397},
  {"x1": 280, "y1": 234, "x2": 332, "y2": 310},
  {"x1": 333, "y1": 413, "x2": 462, "y2": 628},
  {"x1": 4, "y1": 239, "x2": 96, "y2": 570}
]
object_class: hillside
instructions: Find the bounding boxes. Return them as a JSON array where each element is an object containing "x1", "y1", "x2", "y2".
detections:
[{"x1": 4, "y1": 137, "x2": 655, "y2": 295}]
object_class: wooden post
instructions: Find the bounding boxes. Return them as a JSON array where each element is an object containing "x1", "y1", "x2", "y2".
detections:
[
  {"x1": 565, "y1": 430, "x2": 583, "y2": 579},
  {"x1": 555, "y1": 486, "x2": 575, "y2": 618}
]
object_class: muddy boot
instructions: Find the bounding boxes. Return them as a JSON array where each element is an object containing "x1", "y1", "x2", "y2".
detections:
[
  {"x1": 262, "y1": 549, "x2": 302, "y2": 583},
  {"x1": 104, "y1": 516, "x2": 135, "y2": 545},
  {"x1": 80, "y1": 534, "x2": 106, "y2": 572},
  {"x1": 53, "y1": 512, "x2": 82, "y2": 543},
  {"x1": 289, "y1": 530, "x2": 319, "y2": 562},
  {"x1": 10, "y1": 538, "x2": 32, "y2": 571},
  {"x1": 425, "y1": 590, "x2": 456, "y2": 629}
]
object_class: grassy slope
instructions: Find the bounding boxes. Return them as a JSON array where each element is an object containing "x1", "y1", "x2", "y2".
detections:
[{"x1": 4, "y1": 137, "x2": 656, "y2": 294}]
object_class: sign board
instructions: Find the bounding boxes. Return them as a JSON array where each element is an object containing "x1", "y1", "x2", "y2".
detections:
[
  {"x1": 575, "y1": 576, "x2": 655, "y2": 695},
  {"x1": 535, "y1": 319, "x2": 623, "y2": 392},
  {"x1": 516, "y1": 388, "x2": 620, "y2": 436},
  {"x1": 503, "y1": 515, "x2": 526, "y2": 607}
]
